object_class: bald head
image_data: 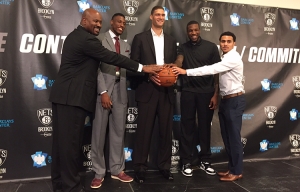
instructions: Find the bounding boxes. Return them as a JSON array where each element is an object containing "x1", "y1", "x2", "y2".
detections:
[{"x1": 80, "y1": 8, "x2": 102, "y2": 35}]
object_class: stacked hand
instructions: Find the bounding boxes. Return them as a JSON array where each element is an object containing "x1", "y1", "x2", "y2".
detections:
[
  {"x1": 172, "y1": 66, "x2": 187, "y2": 75},
  {"x1": 142, "y1": 65, "x2": 163, "y2": 75}
]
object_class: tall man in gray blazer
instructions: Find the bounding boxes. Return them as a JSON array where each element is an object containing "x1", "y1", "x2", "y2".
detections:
[{"x1": 90, "y1": 13, "x2": 133, "y2": 189}]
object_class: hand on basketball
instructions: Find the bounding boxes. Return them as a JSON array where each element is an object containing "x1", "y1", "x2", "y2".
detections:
[
  {"x1": 163, "y1": 63, "x2": 177, "y2": 68},
  {"x1": 142, "y1": 65, "x2": 163, "y2": 75},
  {"x1": 149, "y1": 73, "x2": 161, "y2": 86},
  {"x1": 172, "y1": 67, "x2": 187, "y2": 75}
]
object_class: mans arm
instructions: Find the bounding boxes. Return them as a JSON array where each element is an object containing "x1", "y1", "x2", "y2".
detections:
[
  {"x1": 209, "y1": 74, "x2": 219, "y2": 109},
  {"x1": 84, "y1": 36, "x2": 161, "y2": 74},
  {"x1": 209, "y1": 44, "x2": 221, "y2": 109}
]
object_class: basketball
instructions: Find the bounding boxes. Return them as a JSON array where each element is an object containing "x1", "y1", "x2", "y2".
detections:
[{"x1": 158, "y1": 67, "x2": 176, "y2": 87}]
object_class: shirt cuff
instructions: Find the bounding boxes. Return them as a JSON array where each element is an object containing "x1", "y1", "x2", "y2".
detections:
[
  {"x1": 99, "y1": 90, "x2": 107, "y2": 95},
  {"x1": 137, "y1": 64, "x2": 143, "y2": 72}
]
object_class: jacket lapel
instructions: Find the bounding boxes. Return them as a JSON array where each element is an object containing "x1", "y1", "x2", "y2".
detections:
[
  {"x1": 164, "y1": 34, "x2": 169, "y2": 64},
  {"x1": 104, "y1": 31, "x2": 115, "y2": 52},
  {"x1": 146, "y1": 30, "x2": 156, "y2": 59}
]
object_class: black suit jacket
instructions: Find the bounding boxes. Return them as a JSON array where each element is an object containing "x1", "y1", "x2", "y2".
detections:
[
  {"x1": 49, "y1": 25, "x2": 139, "y2": 112},
  {"x1": 130, "y1": 30, "x2": 177, "y2": 103}
]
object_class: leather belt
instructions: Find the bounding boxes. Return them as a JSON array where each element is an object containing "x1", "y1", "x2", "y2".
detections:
[{"x1": 221, "y1": 91, "x2": 244, "y2": 99}]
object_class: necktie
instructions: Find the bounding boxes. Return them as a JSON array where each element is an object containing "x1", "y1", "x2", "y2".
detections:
[
  {"x1": 114, "y1": 37, "x2": 120, "y2": 75},
  {"x1": 114, "y1": 36, "x2": 120, "y2": 54}
]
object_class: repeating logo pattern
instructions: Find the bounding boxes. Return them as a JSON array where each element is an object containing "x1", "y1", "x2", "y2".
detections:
[
  {"x1": 264, "y1": 106, "x2": 277, "y2": 120},
  {"x1": 265, "y1": 106, "x2": 277, "y2": 128},
  {"x1": 230, "y1": 13, "x2": 240, "y2": 26},
  {"x1": 290, "y1": 109, "x2": 299, "y2": 121},
  {"x1": 124, "y1": 147, "x2": 133, "y2": 162},
  {"x1": 290, "y1": 18, "x2": 299, "y2": 30},
  {"x1": 260, "y1": 139, "x2": 269, "y2": 151},
  {"x1": 31, "y1": 74, "x2": 48, "y2": 90},
  {"x1": 261, "y1": 79, "x2": 271, "y2": 91},
  {"x1": 200, "y1": 7, "x2": 214, "y2": 22},
  {"x1": 123, "y1": 0, "x2": 139, "y2": 16},
  {"x1": 38, "y1": 0, "x2": 54, "y2": 8},
  {"x1": 0, "y1": 69, "x2": 7, "y2": 86},
  {"x1": 31, "y1": 151, "x2": 48, "y2": 168},
  {"x1": 264, "y1": 12, "x2": 276, "y2": 35},
  {"x1": 265, "y1": 13, "x2": 276, "y2": 27},
  {"x1": 292, "y1": 76, "x2": 300, "y2": 97},
  {"x1": 82, "y1": 144, "x2": 92, "y2": 169},
  {"x1": 77, "y1": 0, "x2": 91, "y2": 12},
  {"x1": 290, "y1": 134, "x2": 300, "y2": 155},
  {"x1": 200, "y1": 7, "x2": 214, "y2": 31},
  {"x1": 0, "y1": 149, "x2": 7, "y2": 166},
  {"x1": 37, "y1": 108, "x2": 52, "y2": 126}
]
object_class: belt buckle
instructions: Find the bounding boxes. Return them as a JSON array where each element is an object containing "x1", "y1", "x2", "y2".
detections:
[{"x1": 116, "y1": 71, "x2": 120, "y2": 77}]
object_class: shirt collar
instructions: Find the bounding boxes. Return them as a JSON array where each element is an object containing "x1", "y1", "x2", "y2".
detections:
[
  {"x1": 151, "y1": 28, "x2": 164, "y2": 37},
  {"x1": 109, "y1": 29, "x2": 120, "y2": 39},
  {"x1": 189, "y1": 37, "x2": 202, "y2": 46},
  {"x1": 222, "y1": 48, "x2": 235, "y2": 57}
]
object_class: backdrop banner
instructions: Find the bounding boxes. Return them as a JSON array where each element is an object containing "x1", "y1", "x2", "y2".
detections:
[{"x1": 0, "y1": 0, "x2": 299, "y2": 181}]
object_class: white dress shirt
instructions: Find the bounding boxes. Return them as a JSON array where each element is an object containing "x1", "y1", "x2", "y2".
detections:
[
  {"x1": 186, "y1": 49, "x2": 245, "y2": 96},
  {"x1": 151, "y1": 28, "x2": 164, "y2": 65},
  {"x1": 108, "y1": 29, "x2": 120, "y2": 44},
  {"x1": 107, "y1": 30, "x2": 143, "y2": 72}
]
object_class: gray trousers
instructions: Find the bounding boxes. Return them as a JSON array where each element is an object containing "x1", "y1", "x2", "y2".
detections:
[{"x1": 91, "y1": 82, "x2": 127, "y2": 178}]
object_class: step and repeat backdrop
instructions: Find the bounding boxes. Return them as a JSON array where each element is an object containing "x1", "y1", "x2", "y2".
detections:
[{"x1": 0, "y1": 0, "x2": 300, "y2": 181}]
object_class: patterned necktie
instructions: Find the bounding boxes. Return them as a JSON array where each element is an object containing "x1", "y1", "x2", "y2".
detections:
[{"x1": 114, "y1": 36, "x2": 120, "y2": 74}]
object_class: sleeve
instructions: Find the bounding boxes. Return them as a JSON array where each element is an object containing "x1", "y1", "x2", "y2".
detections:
[
  {"x1": 83, "y1": 36, "x2": 139, "y2": 72},
  {"x1": 177, "y1": 44, "x2": 184, "y2": 56},
  {"x1": 211, "y1": 44, "x2": 221, "y2": 63},
  {"x1": 186, "y1": 54, "x2": 241, "y2": 76}
]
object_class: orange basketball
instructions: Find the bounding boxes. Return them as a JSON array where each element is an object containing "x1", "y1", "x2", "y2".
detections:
[{"x1": 158, "y1": 67, "x2": 176, "y2": 87}]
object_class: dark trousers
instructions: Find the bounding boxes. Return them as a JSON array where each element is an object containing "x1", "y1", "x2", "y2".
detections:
[
  {"x1": 218, "y1": 95, "x2": 246, "y2": 175},
  {"x1": 180, "y1": 91, "x2": 215, "y2": 165},
  {"x1": 133, "y1": 86, "x2": 173, "y2": 172},
  {"x1": 51, "y1": 103, "x2": 86, "y2": 192}
]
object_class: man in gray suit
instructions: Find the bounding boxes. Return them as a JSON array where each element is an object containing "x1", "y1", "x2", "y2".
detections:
[{"x1": 90, "y1": 13, "x2": 133, "y2": 189}]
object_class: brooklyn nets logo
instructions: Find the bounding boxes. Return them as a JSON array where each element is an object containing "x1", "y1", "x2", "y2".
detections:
[
  {"x1": 123, "y1": 0, "x2": 139, "y2": 16},
  {"x1": 290, "y1": 134, "x2": 300, "y2": 148},
  {"x1": 0, "y1": 149, "x2": 7, "y2": 166},
  {"x1": 292, "y1": 76, "x2": 300, "y2": 89},
  {"x1": 127, "y1": 107, "x2": 138, "y2": 123},
  {"x1": 82, "y1": 144, "x2": 91, "y2": 160},
  {"x1": 0, "y1": 69, "x2": 7, "y2": 86},
  {"x1": 264, "y1": 106, "x2": 277, "y2": 120},
  {"x1": 264, "y1": 12, "x2": 276, "y2": 27},
  {"x1": 241, "y1": 137, "x2": 247, "y2": 148},
  {"x1": 37, "y1": 108, "x2": 52, "y2": 126},
  {"x1": 38, "y1": 0, "x2": 55, "y2": 8},
  {"x1": 172, "y1": 140, "x2": 179, "y2": 155},
  {"x1": 200, "y1": 7, "x2": 214, "y2": 22}
]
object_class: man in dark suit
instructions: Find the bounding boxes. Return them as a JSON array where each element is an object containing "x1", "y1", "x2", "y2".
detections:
[
  {"x1": 130, "y1": 6, "x2": 177, "y2": 183},
  {"x1": 49, "y1": 8, "x2": 161, "y2": 192},
  {"x1": 90, "y1": 13, "x2": 133, "y2": 189}
]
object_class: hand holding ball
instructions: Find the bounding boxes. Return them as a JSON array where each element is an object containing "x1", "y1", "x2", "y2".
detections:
[{"x1": 158, "y1": 67, "x2": 177, "y2": 87}]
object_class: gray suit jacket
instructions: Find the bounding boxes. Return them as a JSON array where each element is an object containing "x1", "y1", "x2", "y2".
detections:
[{"x1": 96, "y1": 31, "x2": 130, "y2": 104}]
